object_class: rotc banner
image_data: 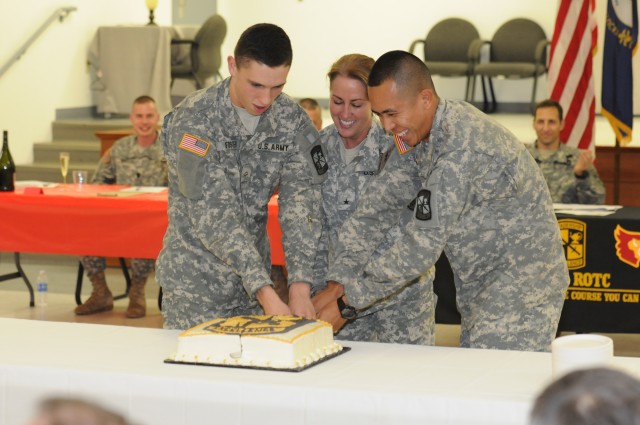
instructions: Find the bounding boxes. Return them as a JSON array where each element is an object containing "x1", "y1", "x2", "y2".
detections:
[
  {"x1": 601, "y1": 0, "x2": 638, "y2": 146},
  {"x1": 435, "y1": 208, "x2": 640, "y2": 331},
  {"x1": 558, "y1": 208, "x2": 640, "y2": 333}
]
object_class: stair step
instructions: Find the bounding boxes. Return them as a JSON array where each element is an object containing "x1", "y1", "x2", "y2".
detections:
[
  {"x1": 19, "y1": 117, "x2": 135, "y2": 182},
  {"x1": 52, "y1": 118, "x2": 131, "y2": 142},
  {"x1": 33, "y1": 141, "x2": 101, "y2": 164},
  {"x1": 17, "y1": 163, "x2": 98, "y2": 183},
  {"x1": 37, "y1": 140, "x2": 102, "y2": 149}
]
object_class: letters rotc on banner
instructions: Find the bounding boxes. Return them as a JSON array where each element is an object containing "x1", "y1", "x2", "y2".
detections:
[{"x1": 557, "y1": 209, "x2": 640, "y2": 333}]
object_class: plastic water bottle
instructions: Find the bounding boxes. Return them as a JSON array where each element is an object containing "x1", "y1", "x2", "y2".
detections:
[{"x1": 36, "y1": 270, "x2": 48, "y2": 307}]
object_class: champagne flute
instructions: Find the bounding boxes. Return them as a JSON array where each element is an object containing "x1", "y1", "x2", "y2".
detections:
[{"x1": 59, "y1": 152, "x2": 70, "y2": 184}]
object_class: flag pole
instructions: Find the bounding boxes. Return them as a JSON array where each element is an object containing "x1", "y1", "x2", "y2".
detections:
[{"x1": 613, "y1": 136, "x2": 620, "y2": 204}]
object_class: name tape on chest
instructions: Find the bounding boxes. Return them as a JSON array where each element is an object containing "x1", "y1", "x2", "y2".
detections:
[
  {"x1": 179, "y1": 133, "x2": 211, "y2": 157},
  {"x1": 257, "y1": 142, "x2": 291, "y2": 152}
]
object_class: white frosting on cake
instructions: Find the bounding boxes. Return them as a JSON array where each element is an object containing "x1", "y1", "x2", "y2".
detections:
[{"x1": 170, "y1": 315, "x2": 342, "y2": 369}]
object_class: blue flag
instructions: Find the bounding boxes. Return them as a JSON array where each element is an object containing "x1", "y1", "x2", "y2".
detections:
[{"x1": 602, "y1": 0, "x2": 638, "y2": 146}]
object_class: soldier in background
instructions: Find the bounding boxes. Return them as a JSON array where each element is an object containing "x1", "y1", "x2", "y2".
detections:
[
  {"x1": 314, "y1": 51, "x2": 570, "y2": 352},
  {"x1": 76, "y1": 95, "x2": 167, "y2": 318},
  {"x1": 157, "y1": 24, "x2": 326, "y2": 329},
  {"x1": 311, "y1": 53, "x2": 435, "y2": 345},
  {"x1": 527, "y1": 99, "x2": 605, "y2": 204},
  {"x1": 299, "y1": 97, "x2": 323, "y2": 130}
]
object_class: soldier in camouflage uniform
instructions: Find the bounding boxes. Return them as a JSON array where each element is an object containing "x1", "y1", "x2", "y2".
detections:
[
  {"x1": 76, "y1": 95, "x2": 167, "y2": 318},
  {"x1": 527, "y1": 99, "x2": 605, "y2": 204},
  {"x1": 299, "y1": 98, "x2": 323, "y2": 131},
  {"x1": 315, "y1": 51, "x2": 570, "y2": 352},
  {"x1": 312, "y1": 54, "x2": 435, "y2": 345},
  {"x1": 156, "y1": 24, "x2": 326, "y2": 330}
]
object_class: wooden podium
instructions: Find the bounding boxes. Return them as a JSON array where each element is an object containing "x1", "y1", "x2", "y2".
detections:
[
  {"x1": 95, "y1": 129, "x2": 134, "y2": 156},
  {"x1": 595, "y1": 146, "x2": 640, "y2": 206}
]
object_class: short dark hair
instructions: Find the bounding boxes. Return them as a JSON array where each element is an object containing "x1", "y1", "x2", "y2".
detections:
[
  {"x1": 299, "y1": 98, "x2": 320, "y2": 110},
  {"x1": 234, "y1": 23, "x2": 292, "y2": 68},
  {"x1": 530, "y1": 367, "x2": 640, "y2": 425},
  {"x1": 535, "y1": 99, "x2": 564, "y2": 121},
  {"x1": 368, "y1": 50, "x2": 434, "y2": 95},
  {"x1": 133, "y1": 95, "x2": 156, "y2": 106}
]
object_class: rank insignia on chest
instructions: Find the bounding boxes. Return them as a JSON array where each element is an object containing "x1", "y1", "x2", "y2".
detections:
[
  {"x1": 338, "y1": 193, "x2": 355, "y2": 210},
  {"x1": 179, "y1": 133, "x2": 210, "y2": 157}
]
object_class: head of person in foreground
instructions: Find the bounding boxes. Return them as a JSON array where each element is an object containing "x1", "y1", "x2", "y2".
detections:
[{"x1": 530, "y1": 367, "x2": 640, "y2": 425}]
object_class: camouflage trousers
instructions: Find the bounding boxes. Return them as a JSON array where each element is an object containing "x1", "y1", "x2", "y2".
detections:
[
  {"x1": 334, "y1": 272, "x2": 436, "y2": 346},
  {"x1": 456, "y1": 271, "x2": 567, "y2": 352},
  {"x1": 80, "y1": 256, "x2": 155, "y2": 281}
]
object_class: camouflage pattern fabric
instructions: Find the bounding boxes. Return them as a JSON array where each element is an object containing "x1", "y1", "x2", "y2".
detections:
[
  {"x1": 82, "y1": 133, "x2": 167, "y2": 277},
  {"x1": 91, "y1": 133, "x2": 167, "y2": 186},
  {"x1": 327, "y1": 100, "x2": 570, "y2": 352},
  {"x1": 157, "y1": 78, "x2": 325, "y2": 330},
  {"x1": 81, "y1": 256, "x2": 155, "y2": 280},
  {"x1": 526, "y1": 142, "x2": 605, "y2": 204},
  {"x1": 314, "y1": 121, "x2": 435, "y2": 345}
]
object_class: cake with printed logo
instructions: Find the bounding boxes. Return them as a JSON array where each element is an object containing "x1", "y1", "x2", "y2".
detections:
[{"x1": 169, "y1": 315, "x2": 343, "y2": 370}]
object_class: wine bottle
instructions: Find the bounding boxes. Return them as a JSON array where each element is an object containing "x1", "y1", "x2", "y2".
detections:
[{"x1": 0, "y1": 130, "x2": 16, "y2": 192}]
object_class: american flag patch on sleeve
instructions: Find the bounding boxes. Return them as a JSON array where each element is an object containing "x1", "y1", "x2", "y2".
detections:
[
  {"x1": 179, "y1": 133, "x2": 211, "y2": 157},
  {"x1": 394, "y1": 133, "x2": 413, "y2": 155}
]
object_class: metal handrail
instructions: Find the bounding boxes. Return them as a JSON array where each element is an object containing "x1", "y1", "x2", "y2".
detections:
[{"x1": 0, "y1": 6, "x2": 77, "y2": 79}]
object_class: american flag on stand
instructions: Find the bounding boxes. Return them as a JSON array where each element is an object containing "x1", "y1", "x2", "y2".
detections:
[{"x1": 548, "y1": 0, "x2": 598, "y2": 151}]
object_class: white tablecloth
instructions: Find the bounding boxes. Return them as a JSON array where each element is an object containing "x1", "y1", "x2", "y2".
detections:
[{"x1": 1, "y1": 318, "x2": 640, "y2": 425}]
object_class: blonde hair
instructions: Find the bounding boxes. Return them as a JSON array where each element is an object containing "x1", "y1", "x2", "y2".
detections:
[{"x1": 327, "y1": 54, "x2": 375, "y2": 89}]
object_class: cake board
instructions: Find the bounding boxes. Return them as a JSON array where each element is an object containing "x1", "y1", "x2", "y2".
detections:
[{"x1": 164, "y1": 346, "x2": 351, "y2": 372}]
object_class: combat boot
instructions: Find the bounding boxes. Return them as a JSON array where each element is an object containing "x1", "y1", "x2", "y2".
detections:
[
  {"x1": 74, "y1": 271, "x2": 113, "y2": 315},
  {"x1": 126, "y1": 277, "x2": 147, "y2": 318}
]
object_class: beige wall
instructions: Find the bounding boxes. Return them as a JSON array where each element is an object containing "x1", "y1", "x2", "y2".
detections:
[
  {"x1": 0, "y1": 0, "x2": 638, "y2": 164},
  {"x1": 0, "y1": 1, "x2": 172, "y2": 164},
  {"x1": 217, "y1": 0, "x2": 639, "y2": 148},
  {"x1": 219, "y1": 0, "x2": 556, "y2": 101}
]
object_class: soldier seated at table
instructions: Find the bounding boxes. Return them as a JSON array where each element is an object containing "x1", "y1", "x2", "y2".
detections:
[
  {"x1": 75, "y1": 95, "x2": 167, "y2": 318},
  {"x1": 526, "y1": 99, "x2": 605, "y2": 205}
]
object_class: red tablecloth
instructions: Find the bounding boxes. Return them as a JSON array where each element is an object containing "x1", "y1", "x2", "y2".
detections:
[{"x1": 0, "y1": 185, "x2": 284, "y2": 265}]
